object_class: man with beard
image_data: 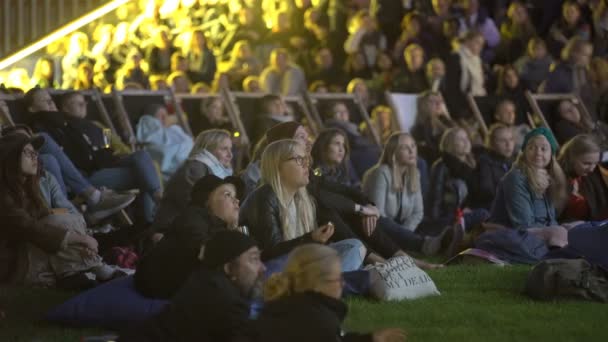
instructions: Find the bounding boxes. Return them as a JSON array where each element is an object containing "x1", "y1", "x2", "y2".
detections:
[{"x1": 120, "y1": 231, "x2": 266, "y2": 341}]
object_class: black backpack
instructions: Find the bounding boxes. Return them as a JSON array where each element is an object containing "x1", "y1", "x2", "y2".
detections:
[{"x1": 525, "y1": 258, "x2": 608, "y2": 303}]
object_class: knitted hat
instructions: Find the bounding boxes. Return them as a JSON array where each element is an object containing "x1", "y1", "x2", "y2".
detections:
[
  {"x1": 201, "y1": 230, "x2": 258, "y2": 268},
  {"x1": 190, "y1": 174, "x2": 244, "y2": 206},
  {"x1": 266, "y1": 121, "x2": 302, "y2": 144},
  {"x1": 522, "y1": 127, "x2": 559, "y2": 154}
]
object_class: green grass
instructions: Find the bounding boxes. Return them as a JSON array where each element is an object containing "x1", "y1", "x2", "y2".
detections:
[{"x1": 1, "y1": 264, "x2": 607, "y2": 341}]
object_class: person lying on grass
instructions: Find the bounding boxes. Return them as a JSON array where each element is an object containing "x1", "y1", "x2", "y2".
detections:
[
  {"x1": 238, "y1": 244, "x2": 406, "y2": 342},
  {"x1": 120, "y1": 231, "x2": 266, "y2": 342}
]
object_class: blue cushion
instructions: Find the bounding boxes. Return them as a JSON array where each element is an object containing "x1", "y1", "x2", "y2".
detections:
[{"x1": 46, "y1": 275, "x2": 169, "y2": 330}]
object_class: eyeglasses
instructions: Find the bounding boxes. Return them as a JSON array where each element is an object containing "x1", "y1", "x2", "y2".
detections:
[
  {"x1": 22, "y1": 149, "x2": 38, "y2": 160},
  {"x1": 287, "y1": 155, "x2": 311, "y2": 167}
]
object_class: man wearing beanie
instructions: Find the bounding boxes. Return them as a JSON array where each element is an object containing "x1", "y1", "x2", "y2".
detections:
[
  {"x1": 135, "y1": 174, "x2": 244, "y2": 299},
  {"x1": 121, "y1": 231, "x2": 265, "y2": 342}
]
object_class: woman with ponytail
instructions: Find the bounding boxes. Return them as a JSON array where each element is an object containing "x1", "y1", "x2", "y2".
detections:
[{"x1": 245, "y1": 244, "x2": 406, "y2": 342}]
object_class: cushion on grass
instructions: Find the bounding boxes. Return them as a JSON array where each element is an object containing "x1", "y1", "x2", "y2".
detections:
[{"x1": 46, "y1": 275, "x2": 169, "y2": 330}]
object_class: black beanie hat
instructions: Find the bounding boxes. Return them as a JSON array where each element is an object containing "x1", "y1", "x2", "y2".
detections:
[
  {"x1": 201, "y1": 230, "x2": 258, "y2": 269},
  {"x1": 190, "y1": 174, "x2": 244, "y2": 206}
]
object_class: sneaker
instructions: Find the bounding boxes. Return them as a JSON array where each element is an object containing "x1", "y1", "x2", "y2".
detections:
[{"x1": 85, "y1": 190, "x2": 136, "y2": 224}]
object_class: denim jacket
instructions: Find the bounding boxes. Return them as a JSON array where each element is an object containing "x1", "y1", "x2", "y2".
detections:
[{"x1": 489, "y1": 167, "x2": 557, "y2": 229}]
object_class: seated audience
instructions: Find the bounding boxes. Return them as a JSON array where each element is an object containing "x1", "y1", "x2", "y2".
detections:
[
  {"x1": 0, "y1": 134, "x2": 124, "y2": 290},
  {"x1": 186, "y1": 29, "x2": 217, "y2": 85},
  {"x1": 391, "y1": 44, "x2": 429, "y2": 93},
  {"x1": 445, "y1": 30, "x2": 487, "y2": 119},
  {"x1": 1, "y1": 124, "x2": 134, "y2": 224},
  {"x1": 311, "y1": 129, "x2": 360, "y2": 188},
  {"x1": 493, "y1": 99, "x2": 531, "y2": 151},
  {"x1": 476, "y1": 124, "x2": 516, "y2": 209},
  {"x1": 259, "y1": 48, "x2": 307, "y2": 96},
  {"x1": 152, "y1": 129, "x2": 233, "y2": 236},
  {"x1": 191, "y1": 96, "x2": 232, "y2": 135},
  {"x1": 558, "y1": 134, "x2": 605, "y2": 221},
  {"x1": 136, "y1": 104, "x2": 193, "y2": 181},
  {"x1": 243, "y1": 244, "x2": 406, "y2": 342},
  {"x1": 239, "y1": 139, "x2": 365, "y2": 271},
  {"x1": 135, "y1": 175, "x2": 242, "y2": 299},
  {"x1": 489, "y1": 128, "x2": 569, "y2": 247},
  {"x1": 412, "y1": 91, "x2": 456, "y2": 165},
  {"x1": 121, "y1": 231, "x2": 265, "y2": 341},
  {"x1": 26, "y1": 89, "x2": 161, "y2": 224},
  {"x1": 428, "y1": 127, "x2": 487, "y2": 227},
  {"x1": 323, "y1": 101, "x2": 380, "y2": 177},
  {"x1": 514, "y1": 37, "x2": 553, "y2": 91}
]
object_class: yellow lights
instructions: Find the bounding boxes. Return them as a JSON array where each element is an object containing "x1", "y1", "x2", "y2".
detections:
[
  {"x1": 233, "y1": 131, "x2": 241, "y2": 138},
  {"x1": 0, "y1": 0, "x2": 132, "y2": 71}
]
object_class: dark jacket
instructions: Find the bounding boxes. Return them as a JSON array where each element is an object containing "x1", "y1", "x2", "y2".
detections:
[
  {"x1": 186, "y1": 47, "x2": 217, "y2": 85},
  {"x1": 152, "y1": 160, "x2": 210, "y2": 233},
  {"x1": 27, "y1": 111, "x2": 117, "y2": 174},
  {"x1": 146, "y1": 46, "x2": 176, "y2": 75},
  {"x1": 553, "y1": 119, "x2": 585, "y2": 145},
  {"x1": 135, "y1": 206, "x2": 228, "y2": 299},
  {"x1": 243, "y1": 291, "x2": 372, "y2": 342},
  {"x1": 391, "y1": 68, "x2": 429, "y2": 94},
  {"x1": 428, "y1": 153, "x2": 477, "y2": 220},
  {"x1": 444, "y1": 52, "x2": 471, "y2": 119},
  {"x1": 579, "y1": 166, "x2": 608, "y2": 221},
  {"x1": 476, "y1": 150, "x2": 512, "y2": 209},
  {"x1": 239, "y1": 184, "x2": 315, "y2": 261},
  {"x1": 121, "y1": 268, "x2": 250, "y2": 342}
]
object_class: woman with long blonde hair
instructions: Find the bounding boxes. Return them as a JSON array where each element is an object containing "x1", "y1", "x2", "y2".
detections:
[
  {"x1": 240, "y1": 139, "x2": 365, "y2": 272},
  {"x1": 363, "y1": 132, "x2": 450, "y2": 256},
  {"x1": 489, "y1": 127, "x2": 569, "y2": 247},
  {"x1": 244, "y1": 244, "x2": 406, "y2": 342}
]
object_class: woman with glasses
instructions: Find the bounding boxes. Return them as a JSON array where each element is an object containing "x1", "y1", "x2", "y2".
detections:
[
  {"x1": 0, "y1": 133, "x2": 124, "y2": 290},
  {"x1": 239, "y1": 139, "x2": 366, "y2": 272},
  {"x1": 242, "y1": 244, "x2": 406, "y2": 342}
]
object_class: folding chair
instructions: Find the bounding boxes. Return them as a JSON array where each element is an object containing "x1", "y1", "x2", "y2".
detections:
[
  {"x1": 111, "y1": 89, "x2": 193, "y2": 150},
  {"x1": 48, "y1": 89, "x2": 119, "y2": 136},
  {"x1": 384, "y1": 91, "x2": 419, "y2": 133},
  {"x1": 524, "y1": 91, "x2": 592, "y2": 148},
  {"x1": 307, "y1": 92, "x2": 381, "y2": 146}
]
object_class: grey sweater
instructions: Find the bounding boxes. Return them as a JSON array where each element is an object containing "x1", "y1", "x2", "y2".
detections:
[{"x1": 362, "y1": 164, "x2": 423, "y2": 232}]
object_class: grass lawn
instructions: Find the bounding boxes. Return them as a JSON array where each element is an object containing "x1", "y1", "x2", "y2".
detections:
[{"x1": 1, "y1": 264, "x2": 607, "y2": 341}]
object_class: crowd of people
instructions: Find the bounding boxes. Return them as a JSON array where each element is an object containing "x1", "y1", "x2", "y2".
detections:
[{"x1": 2, "y1": 0, "x2": 608, "y2": 340}]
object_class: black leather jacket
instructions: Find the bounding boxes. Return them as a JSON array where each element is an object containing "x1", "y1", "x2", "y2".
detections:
[{"x1": 239, "y1": 184, "x2": 314, "y2": 261}]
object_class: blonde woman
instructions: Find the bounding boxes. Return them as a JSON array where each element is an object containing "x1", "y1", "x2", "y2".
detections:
[
  {"x1": 244, "y1": 244, "x2": 406, "y2": 342},
  {"x1": 489, "y1": 127, "x2": 569, "y2": 247},
  {"x1": 151, "y1": 129, "x2": 233, "y2": 235},
  {"x1": 239, "y1": 139, "x2": 365, "y2": 271},
  {"x1": 428, "y1": 127, "x2": 481, "y2": 222},
  {"x1": 363, "y1": 133, "x2": 450, "y2": 256}
]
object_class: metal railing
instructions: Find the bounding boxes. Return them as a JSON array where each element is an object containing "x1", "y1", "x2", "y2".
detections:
[{"x1": 0, "y1": 0, "x2": 107, "y2": 57}]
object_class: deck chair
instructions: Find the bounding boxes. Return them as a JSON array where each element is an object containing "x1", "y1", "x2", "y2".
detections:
[
  {"x1": 384, "y1": 92, "x2": 419, "y2": 133},
  {"x1": 0, "y1": 93, "x2": 27, "y2": 125},
  {"x1": 307, "y1": 92, "x2": 381, "y2": 146},
  {"x1": 48, "y1": 89, "x2": 119, "y2": 136},
  {"x1": 112, "y1": 89, "x2": 193, "y2": 149}
]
